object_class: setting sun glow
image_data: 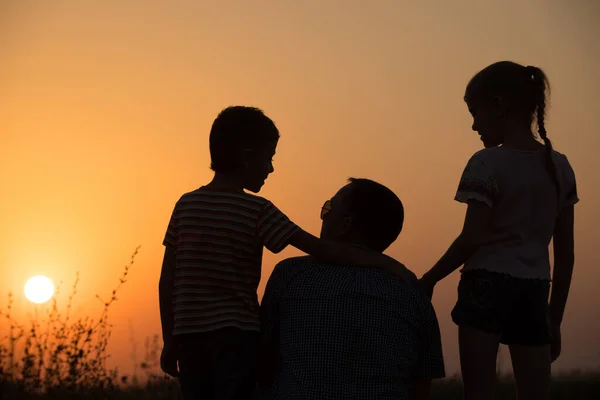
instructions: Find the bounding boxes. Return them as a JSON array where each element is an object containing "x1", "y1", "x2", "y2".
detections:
[
  {"x1": 1, "y1": 1, "x2": 598, "y2": 378},
  {"x1": 24, "y1": 276, "x2": 55, "y2": 304}
]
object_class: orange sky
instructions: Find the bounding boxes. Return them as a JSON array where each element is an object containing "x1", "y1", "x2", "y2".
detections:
[{"x1": 1, "y1": 1, "x2": 599, "y2": 376}]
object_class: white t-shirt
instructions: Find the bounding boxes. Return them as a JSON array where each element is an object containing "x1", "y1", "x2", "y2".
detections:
[{"x1": 455, "y1": 146, "x2": 579, "y2": 280}]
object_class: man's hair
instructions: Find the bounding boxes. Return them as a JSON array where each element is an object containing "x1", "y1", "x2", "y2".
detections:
[
  {"x1": 343, "y1": 177, "x2": 404, "y2": 252},
  {"x1": 209, "y1": 106, "x2": 280, "y2": 173}
]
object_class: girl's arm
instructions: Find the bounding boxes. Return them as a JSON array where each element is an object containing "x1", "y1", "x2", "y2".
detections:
[
  {"x1": 549, "y1": 205, "x2": 575, "y2": 326},
  {"x1": 421, "y1": 200, "x2": 492, "y2": 288},
  {"x1": 287, "y1": 230, "x2": 417, "y2": 285}
]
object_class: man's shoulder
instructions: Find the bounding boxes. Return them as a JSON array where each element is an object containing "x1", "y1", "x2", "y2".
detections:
[
  {"x1": 271, "y1": 256, "x2": 322, "y2": 279},
  {"x1": 376, "y1": 273, "x2": 436, "y2": 316},
  {"x1": 274, "y1": 256, "x2": 315, "y2": 270},
  {"x1": 396, "y1": 281, "x2": 430, "y2": 304},
  {"x1": 265, "y1": 257, "x2": 315, "y2": 290}
]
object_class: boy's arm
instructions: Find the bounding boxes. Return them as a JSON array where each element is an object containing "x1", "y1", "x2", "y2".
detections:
[
  {"x1": 159, "y1": 246, "x2": 176, "y2": 346},
  {"x1": 549, "y1": 205, "x2": 575, "y2": 326},
  {"x1": 288, "y1": 229, "x2": 417, "y2": 285},
  {"x1": 258, "y1": 201, "x2": 415, "y2": 283}
]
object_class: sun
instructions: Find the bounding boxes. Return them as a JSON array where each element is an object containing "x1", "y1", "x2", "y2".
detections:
[{"x1": 24, "y1": 275, "x2": 55, "y2": 304}]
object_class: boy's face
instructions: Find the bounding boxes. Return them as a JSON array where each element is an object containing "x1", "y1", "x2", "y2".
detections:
[{"x1": 242, "y1": 140, "x2": 277, "y2": 193}]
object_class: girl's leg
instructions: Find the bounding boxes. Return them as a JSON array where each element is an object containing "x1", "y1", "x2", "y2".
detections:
[
  {"x1": 459, "y1": 324, "x2": 501, "y2": 400},
  {"x1": 504, "y1": 279, "x2": 552, "y2": 400},
  {"x1": 509, "y1": 344, "x2": 551, "y2": 400}
]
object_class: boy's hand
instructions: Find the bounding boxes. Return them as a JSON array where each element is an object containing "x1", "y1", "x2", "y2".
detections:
[{"x1": 160, "y1": 340, "x2": 179, "y2": 377}]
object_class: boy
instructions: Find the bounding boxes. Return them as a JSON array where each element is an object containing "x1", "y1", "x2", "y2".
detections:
[{"x1": 159, "y1": 106, "x2": 415, "y2": 400}]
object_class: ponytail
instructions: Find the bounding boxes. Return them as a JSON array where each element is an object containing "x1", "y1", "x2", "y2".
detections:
[{"x1": 528, "y1": 65, "x2": 560, "y2": 209}]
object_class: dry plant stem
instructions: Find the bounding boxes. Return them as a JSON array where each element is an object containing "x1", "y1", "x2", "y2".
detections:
[{"x1": 0, "y1": 246, "x2": 141, "y2": 394}]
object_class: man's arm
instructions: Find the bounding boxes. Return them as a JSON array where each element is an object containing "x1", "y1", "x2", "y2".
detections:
[
  {"x1": 410, "y1": 303, "x2": 445, "y2": 400},
  {"x1": 258, "y1": 262, "x2": 285, "y2": 388}
]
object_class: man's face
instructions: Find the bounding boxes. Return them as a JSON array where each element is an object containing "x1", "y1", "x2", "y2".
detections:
[{"x1": 319, "y1": 184, "x2": 353, "y2": 241}]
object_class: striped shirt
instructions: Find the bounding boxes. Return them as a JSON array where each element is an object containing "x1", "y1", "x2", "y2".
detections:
[{"x1": 163, "y1": 187, "x2": 300, "y2": 336}]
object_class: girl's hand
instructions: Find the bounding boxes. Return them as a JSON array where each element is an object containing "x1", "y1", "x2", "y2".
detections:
[{"x1": 418, "y1": 275, "x2": 436, "y2": 300}]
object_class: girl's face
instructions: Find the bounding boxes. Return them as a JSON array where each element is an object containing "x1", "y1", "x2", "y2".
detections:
[{"x1": 465, "y1": 96, "x2": 506, "y2": 148}]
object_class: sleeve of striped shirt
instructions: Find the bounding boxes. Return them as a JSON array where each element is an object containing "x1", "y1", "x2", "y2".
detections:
[
  {"x1": 257, "y1": 201, "x2": 300, "y2": 254},
  {"x1": 162, "y1": 202, "x2": 179, "y2": 248}
]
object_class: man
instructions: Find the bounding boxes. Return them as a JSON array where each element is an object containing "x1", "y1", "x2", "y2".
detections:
[{"x1": 260, "y1": 178, "x2": 445, "y2": 399}]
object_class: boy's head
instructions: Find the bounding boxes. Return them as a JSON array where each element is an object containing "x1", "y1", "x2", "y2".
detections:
[{"x1": 209, "y1": 106, "x2": 280, "y2": 193}]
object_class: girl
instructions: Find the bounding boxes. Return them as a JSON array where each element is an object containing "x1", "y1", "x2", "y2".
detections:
[{"x1": 420, "y1": 61, "x2": 578, "y2": 400}]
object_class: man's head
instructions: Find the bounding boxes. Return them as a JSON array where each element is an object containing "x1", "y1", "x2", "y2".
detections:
[
  {"x1": 209, "y1": 106, "x2": 279, "y2": 193},
  {"x1": 320, "y1": 178, "x2": 404, "y2": 252}
]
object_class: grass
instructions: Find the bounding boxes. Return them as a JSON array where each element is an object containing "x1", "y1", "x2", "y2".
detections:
[
  {"x1": 431, "y1": 373, "x2": 600, "y2": 399},
  {"x1": 0, "y1": 247, "x2": 598, "y2": 399}
]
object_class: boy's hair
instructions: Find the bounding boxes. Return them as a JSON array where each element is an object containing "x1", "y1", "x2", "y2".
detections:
[
  {"x1": 464, "y1": 61, "x2": 558, "y2": 200},
  {"x1": 209, "y1": 106, "x2": 280, "y2": 173},
  {"x1": 343, "y1": 177, "x2": 404, "y2": 252}
]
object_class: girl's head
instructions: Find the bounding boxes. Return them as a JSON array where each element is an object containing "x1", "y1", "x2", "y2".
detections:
[{"x1": 464, "y1": 61, "x2": 550, "y2": 149}]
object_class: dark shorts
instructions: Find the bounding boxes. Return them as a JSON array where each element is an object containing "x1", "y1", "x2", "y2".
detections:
[
  {"x1": 451, "y1": 269, "x2": 551, "y2": 346},
  {"x1": 176, "y1": 327, "x2": 260, "y2": 400}
]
